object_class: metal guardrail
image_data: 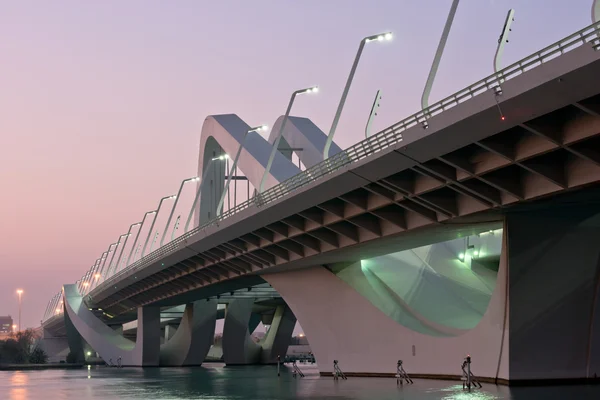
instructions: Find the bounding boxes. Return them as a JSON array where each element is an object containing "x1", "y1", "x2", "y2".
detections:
[{"x1": 42, "y1": 21, "x2": 600, "y2": 324}]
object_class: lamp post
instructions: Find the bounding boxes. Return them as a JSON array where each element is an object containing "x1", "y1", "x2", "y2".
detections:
[
  {"x1": 89, "y1": 250, "x2": 110, "y2": 292},
  {"x1": 95, "y1": 244, "x2": 117, "y2": 288},
  {"x1": 259, "y1": 86, "x2": 319, "y2": 193},
  {"x1": 421, "y1": 0, "x2": 460, "y2": 113},
  {"x1": 160, "y1": 177, "x2": 199, "y2": 247},
  {"x1": 16, "y1": 289, "x2": 23, "y2": 332},
  {"x1": 81, "y1": 260, "x2": 99, "y2": 293},
  {"x1": 113, "y1": 222, "x2": 141, "y2": 274},
  {"x1": 594, "y1": 0, "x2": 599, "y2": 23},
  {"x1": 104, "y1": 232, "x2": 131, "y2": 279},
  {"x1": 126, "y1": 211, "x2": 157, "y2": 266},
  {"x1": 494, "y1": 9, "x2": 515, "y2": 74},
  {"x1": 141, "y1": 195, "x2": 176, "y2": 258},
  {"x1": 184, "y1": 154, "x2": 229, "y2": 233},
  {"x1": 322, "y1": 31, "x2": 392, "y2": 160},
  {"x1": 217, "y1": 125, "x2": 268, "y2": 216}
]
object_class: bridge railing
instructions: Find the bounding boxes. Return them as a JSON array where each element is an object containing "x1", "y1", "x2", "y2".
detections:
[{"x1": 45, "y1": 21, "x2": 600, "y2": 322}]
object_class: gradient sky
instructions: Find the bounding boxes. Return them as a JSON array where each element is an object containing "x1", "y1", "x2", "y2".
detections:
[{"x1": 0, "y1": 0, "x2": 593, "y2": 329}]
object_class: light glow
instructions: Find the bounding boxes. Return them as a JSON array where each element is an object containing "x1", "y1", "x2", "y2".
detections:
[{"x1": 458, "y1": 253, "x2": 465, "y2": 260}]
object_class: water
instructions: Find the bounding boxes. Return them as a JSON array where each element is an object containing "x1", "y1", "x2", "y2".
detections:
[{"x1": 2, "y1": 364, "x2": 600, "y2": 399}]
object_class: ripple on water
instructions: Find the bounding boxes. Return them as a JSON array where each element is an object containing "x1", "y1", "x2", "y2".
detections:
[{"x1": 0, "y1": 364, "x2": 599, "y2": 400}]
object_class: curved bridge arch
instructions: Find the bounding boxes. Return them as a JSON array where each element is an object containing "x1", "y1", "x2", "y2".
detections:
[{"x1": 196, "y1": 114, "x2": 343, "y2": 224}]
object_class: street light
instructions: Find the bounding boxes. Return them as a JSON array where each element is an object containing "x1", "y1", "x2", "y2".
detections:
[
  {"x1": 16, "y1": 289, "x2": 23, "y2": 332},
  {"x1": 594, "y1": 0, "x2": 599, "y2": 24},
  {"x1": 217, "y1": 125, "x2": 268, "y2": 216},
  {"x1": 184, "y1": 154, "x2": 230, "y2": 232},
  {"x1": 104, "y1": 232, "x2": 131, "y2": 280},
  {"x1": 160, "y1": 177, "x2": 200, "y2": 247},
  {"x1": 81, "y1": 260, "x2": 99, "y2": 293},
  {"x1": 259, "y1": 87, "x2": 318, "y2": 193},
  {"x1": 141, "y1": 195, "x2": 176, "y2": 258},
  {"x1": 126, "y1": 211, "x2": 157, "y2": 266},
  {"x1": 322, "y1": 31, "x2": 393, "y2": 160},
  {"x1": 94, "y1": 244, "x2": 117, "y2": 289},
  {"x1": 421, "y1": 0, "x2": 460, "y2": 112},
  {"x1": 113, "y1": 222, "x2": 141, "y2": 273}
]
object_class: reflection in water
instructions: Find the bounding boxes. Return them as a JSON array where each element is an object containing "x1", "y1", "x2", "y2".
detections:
[
  {"x1": 0, "y1": 364, "x2": 599, "y2": 399},
  {"x1": 9, "y1": 371, "x2": 28, "y2": 400}
]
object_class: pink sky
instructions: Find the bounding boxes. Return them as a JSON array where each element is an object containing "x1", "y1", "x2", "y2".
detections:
[{"x1": 0, "y1": 0, "x2": 591, "y2": 328}]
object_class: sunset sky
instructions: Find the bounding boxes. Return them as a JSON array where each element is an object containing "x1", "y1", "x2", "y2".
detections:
[{"x1": 0, "y1": 0, "x2": 592, "y2": 329}]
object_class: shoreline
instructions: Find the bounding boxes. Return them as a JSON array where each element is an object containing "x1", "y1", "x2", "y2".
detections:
[{"x1": 0, "y1": 363, "x2": 84, "y2": 371}]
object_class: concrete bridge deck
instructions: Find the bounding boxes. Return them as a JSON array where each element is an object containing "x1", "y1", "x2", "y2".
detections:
[{"x1": 89, "y1": 30, "x2": 600, "y2": 316}]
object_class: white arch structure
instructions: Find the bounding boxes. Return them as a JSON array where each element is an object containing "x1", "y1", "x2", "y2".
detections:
[{"x1": 61, "y1": 113, "x2": 342, "y2": 366}]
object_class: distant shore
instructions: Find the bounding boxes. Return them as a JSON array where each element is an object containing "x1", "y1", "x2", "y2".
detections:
[{"x1": 0, "y1": 363, "x2": 84, "y2": 371}]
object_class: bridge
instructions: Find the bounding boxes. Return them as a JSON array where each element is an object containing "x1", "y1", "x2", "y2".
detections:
[{"x1": 38, "y1": 21, "x2": 600, "y2": 383}]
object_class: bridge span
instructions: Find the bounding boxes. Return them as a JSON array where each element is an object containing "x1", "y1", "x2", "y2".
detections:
[{"x1": 39, "y1": 22, "x2": 600, "y2": 384}]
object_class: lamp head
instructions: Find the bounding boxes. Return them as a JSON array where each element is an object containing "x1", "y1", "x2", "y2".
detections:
[{"x1": 366, "y1": 32, "x2": 393, "y2": 42}]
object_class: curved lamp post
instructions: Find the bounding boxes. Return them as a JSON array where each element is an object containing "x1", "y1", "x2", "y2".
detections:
[
  {"x1": 259, "y1": 87, "x2": 318, "y2": 193},
  {"x1": 104, "y1": 232, "x2": 131, "y2": 279},
  {"x1": 322, "y1": 31, "x2": 392, "y2": 160},
  {"x1": 113, "y1": 222, "x2": 141, "y2": 274},
  {"x1": 217, "y1": 125, "x2": 268, "y2": 216},
  {"x1": 126, "y1": 211, "x2": 157, "y2": 266},
  {"x1": 184, "y1": 154, "x2": 229, "y2": 233},
  {"x1": 79, "y1": 261, "x2": 98, "y2": 293},
  {"x1": 96, "y1": 244, "x2": 118, "y2": 282},
  {"x1": 494, "y1": 9, "x2": 515, "y2": 74},
  {"x1": 421, "y1": 0, "x2": 460, "y2": 113},
  {"x1": 141, "y1": 195, "x2": 176, "y2": 258},
  {"x1": 160, "y1": 177, "x2": 199, "y2": 247},
  {"x1": 594, "y1": 0, "x2": 599, "y2": 23}
]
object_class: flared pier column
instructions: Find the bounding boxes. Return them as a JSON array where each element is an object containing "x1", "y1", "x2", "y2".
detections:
[
  {"x1": 260, "y1": 305, "x2": 296, "y2": 364},
  {"x1": 222, "y1": 299, "x2": 261, "y2": 365}
]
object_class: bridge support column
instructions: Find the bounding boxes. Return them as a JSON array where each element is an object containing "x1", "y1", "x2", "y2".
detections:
[
  {"x1": 63, "y1": 303, "x2": 85, "y2": 364},
  {"x1": 505, "y1": 203, "x2": 600, "y2": 381},
  {"x1": 160, "y1": 300, "x2": 217, "y2": 366},
  {"x1": 260, "y1": 305, "x2": 297, "y2": 364},
  {"x1": 264, "y1": 199, "x2": 600, "y2": 383},
  {"x1": 164, "y1": 325, "x2": 176, "y2": 341},
  {"x1": 135, "y1": 306, "x2": 161, "y2": 366},
  {"x1": 62, "y1": 284, "x2": 161, "y2": 367},
  {"x1": 39, "y1": 327, "x2": 70, "y2": 363},
  {"x1": 222, "y1": 299, "x2": 261, "y2": 365}
]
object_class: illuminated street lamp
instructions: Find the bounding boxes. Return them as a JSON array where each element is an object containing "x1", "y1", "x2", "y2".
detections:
[
  {"x1": 323, "y1": 31, "x2": 393, "y2": 160},
  {"x1": 103, "y1": 232, "x2": 131, "y2": 279},
  {"x1": 184, "y1": 154, "x2": 230, "y2": 232},
  {"x1": 126, "y1": 211, "x2": 157, "y2": 266},
  {"x1": 217, "y1": 125, "x2": 268, "y2": 216},
  {"x1": 16, "y1": 289, "x2": 23, "y2": 331},
  {"x1": 259, "y1": 86, "x2": 319, "y2": 193},
  {"x1": 94, "y1": 244, "x2": 118, "y2": 288},
  {"x1": 141, "y1": 195, "x2": 176, "y2": 258},
  {"x1": 113, "y1": 222, "x2": 142, "y2": 273},
  {"x1": 160, "y1": 177, "x2": 200, "y2": 247}
]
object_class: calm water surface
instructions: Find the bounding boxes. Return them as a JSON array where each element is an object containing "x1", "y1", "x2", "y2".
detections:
[{"x1": 2, "y1": 363, "x2": 599, "y2": 399}]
